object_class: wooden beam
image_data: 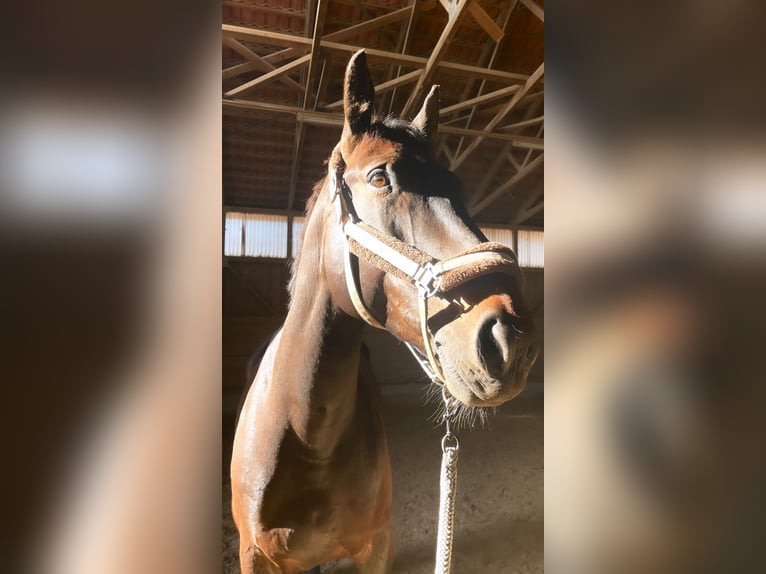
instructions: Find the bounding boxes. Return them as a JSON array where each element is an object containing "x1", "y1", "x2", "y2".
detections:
[
  {"x1": 441, "y1": 113, "x2": 473, "y2": 125},
  {"x1": 303, "y1": 0, "x2": 330, "y2": 109},
  {"x1": 440, "y1": 125, "x2": 543, "y2": 148},
  {"x1": 468, "y1": 141, "x2": 514, "y2": 205},
  {"x1": 224, "y1": 99, "x2": 343, "y2": 126},
  {"x1": 324, "y1": 70, "x2": 421, "y2": 109},
  {"x1": 386, "y1": 0, "x2": 420, "y2": 115},
  {"x1": 263, "y1": 47, "x2": 308, "y2": 66},
  {"x1": 223, "y1": 1, "x2": 306, "y2": 18},
  {"x1": 518, "y1": 0, "x2": 544, "y2": 22},
  {"x1": 522, "y1": 122, "x2": 545, "y2": 167},
  {"x1": 467, "y1": 0, "x2": 504, "y2": 42},
  {"x1": 470, "y1": 152, "x2": 544, "y2": 215},
  {"x1": 223, "y1": 24, "x2": 311, "y2": 47},
  {"x1": 304, "y1": 0, "x2": 317, "y2": 36},
  {"x1": 451, "y1": 61, "x2": 544, "y2": 170},
  {"x1": 222, "y1": 36, "x2": 304, "y2": 92},
  {"x1": 324, "y1": 4, "x2": 421, "y2": 44},
  {"x1": 222, "y1": 61, "x2": 258, "y2": 80},
  {"x1": 513, "y1": 189, "x2": 544, "y2": 224},
  {"x1": 222, "y1": 24, "x2": 530, "y2": 84},
  {"x1": 224, "y1": 54, "x2": 311, "y2": 97},
  {"x1": 449, "y1": 1, "x2": 516, "y2": 159},
  {"x1": 256, "y1": 2, "x2": 437, "y2": 69},
  {"x1": 286, "y1": 121, "x2": 305, "y2": 212},
  {"x1": 222, "y1": 99, "x2": 545, "y2": 148},
  {"x1": 313, "y1": 57, "x2": 331, "y2": 110},
  {"x1": 224, "y1": 205, "x2": 304, "y2": 217},
  {"x1": 438, "y1": 84, "x2": 520, "y2": 116},
  {"x1": 401, "y1": 0, "x2": 472, "y2": 117},
  {"x1": 499, "y1": 114, "x2": 544, "y2": 131},
  {"x1": 350, "y1": 0, "x2": 398, "y2": 48},
  {"x1": 439, "y1": 59, "x2": 527, "y2": 83}
]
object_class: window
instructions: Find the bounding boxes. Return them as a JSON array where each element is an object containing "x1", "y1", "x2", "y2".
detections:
[
  {"x1": 224, "y1": 212, "x2": 287, "y2": 258},
  {"x1": 480, "y1": 226, "x2": 544, "y2": 268},
  {"x1": 224, "y1": 212, "x2": 244, "y2": 256},
  {"x1": 479, "y1": 226, "x2": 514, "y2": 251},
  {"x1": 225, "y1": 211, "x2": 543, "y2": 268},
  {"x1": 517, "y1": 229, "x2": 544, "y2": 268}
]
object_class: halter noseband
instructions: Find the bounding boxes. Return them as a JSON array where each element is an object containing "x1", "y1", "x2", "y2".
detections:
[{"x1": 328, "y1": 148, "x2": 518, "y2": 385}]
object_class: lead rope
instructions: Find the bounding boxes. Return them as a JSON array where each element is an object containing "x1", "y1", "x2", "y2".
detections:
[{"x1": 435, "y1": 389, "x2": 459, "y2": 574}]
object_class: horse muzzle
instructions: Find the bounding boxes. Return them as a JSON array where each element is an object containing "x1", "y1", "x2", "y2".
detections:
[{"x1": 434, "y1": 294, "x2": 539, "y2": 407}]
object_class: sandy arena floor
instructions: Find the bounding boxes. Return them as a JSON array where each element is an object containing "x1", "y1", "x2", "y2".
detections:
[{"x1": 223, "y1": 382, "x2": 543, "y2": 573}]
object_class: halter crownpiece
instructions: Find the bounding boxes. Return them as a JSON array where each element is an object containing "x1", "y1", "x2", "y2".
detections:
[{"x1": 327, "y1": 145, "x2": 519, "y2": 385}]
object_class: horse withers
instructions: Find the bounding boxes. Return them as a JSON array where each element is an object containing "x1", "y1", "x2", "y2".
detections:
[{"x1": 231, "y1": 50, "x2": 538, "y2": 574}]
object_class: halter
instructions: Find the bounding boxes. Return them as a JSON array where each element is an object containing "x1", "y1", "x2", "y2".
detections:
[{"x1": 328, "y1": 147, "x2": 519, "y2": 385}]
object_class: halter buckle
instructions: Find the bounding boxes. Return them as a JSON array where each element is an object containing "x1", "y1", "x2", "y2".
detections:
[{"x1": 413, "y1": 262, "x2": 441, "y2": 298}]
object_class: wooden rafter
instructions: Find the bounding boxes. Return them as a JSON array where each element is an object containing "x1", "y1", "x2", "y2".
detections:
[
  {"x1": 313, "y1": 57, "x2": 331, "y2": 110},
  {"x1": 499, "y1": 115, "x2": 544, "y2": 131},
  {"x1": 249, "y1": 2, "x2": 438, "y2": 70},
  {"x1": 438, "y1": 84, "x2": 520, "y2": 116},
  {"x1": 467, "y1": 1, "x2": 504, "y2": 42},
  {"x1": 469, "y1": 152, "x2": 544, "y2": 215},
  {"x1": 225, "y1": 54, "x2": 311, "y2": 97},
  {"x1": 468, "y1": 141, "x2": 515, "y2": 205},
  {"x1": 285, "y1": 0, "x2": 329, "y2": 247},
  {"x1": 223, "y1": 1, "x2": 306, "y2": 18},
  {"x1": 400, "y1": 0, "x2": 472, "y2": 117},
  {"x1": 223, "y1": 99, "x2": 544, "y2": 148},
  {"x1": 303, "y1": 0, "x2": 329, "y2": 109},
  {"x1": 518, "y1": 0, "x2": 544, "y2": 22},
  {"x1": 222, "y1": 25, "x2": 529, "y2": 84},
  {"x1": 513, "y1": 189, "x2": 544, "y2": 224},
  {"x1": 223, "y1": 61, "x2": 258, "y2": 80},
  {"x1": 451, "y1": 62, "x2": 544, "y2": 170},
  {"x1": 444, "y1": 0, "x2": 516, "y2": 161},
  {"x1": 222, "y1": 36, "x2": 304, "y2": 93},
  {"x1": 286, "y1": 121, "x2": 305, "y2": 212},
  {"x1": 386, "y1": 0, "x2": 419, "y2": 115},
  {"x1": 522, "y1": 123, "x2": 545, "y2": 166},
  {"x1": 324, "y1": 70, "x2": 421, "y2": 109},
  {"x1": 222, "y1": 2, "x2": 544, "y2": 229},
  {"x1": 440, "y1": 125, "x2": 542, "y2": 149},
  {"x1": 350, "y1": 0, "x2": 399, "y2": 48}
]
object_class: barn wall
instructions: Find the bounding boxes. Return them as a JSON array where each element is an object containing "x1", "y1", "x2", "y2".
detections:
[{"x1": 222, "y1": 260, "x2": 544, "y2": 409}]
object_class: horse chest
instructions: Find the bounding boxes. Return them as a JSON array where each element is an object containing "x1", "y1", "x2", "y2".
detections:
[{"x1": 251, "y1": 427, "x2": 390, "y2": 564}]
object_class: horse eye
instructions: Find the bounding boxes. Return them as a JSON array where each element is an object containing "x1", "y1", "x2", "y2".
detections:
[{"x1": 367, "y1": 170, "x2": 390, "y2": 189}]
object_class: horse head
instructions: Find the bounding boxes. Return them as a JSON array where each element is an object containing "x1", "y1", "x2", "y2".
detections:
[{"x1": 314, "y1": 51, "x2": 538, "y2": 412}]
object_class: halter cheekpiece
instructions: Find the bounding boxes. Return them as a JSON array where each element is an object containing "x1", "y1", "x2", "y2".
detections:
[{"x1": 327, "y1": 145, "x2": 519, "y2": 386}]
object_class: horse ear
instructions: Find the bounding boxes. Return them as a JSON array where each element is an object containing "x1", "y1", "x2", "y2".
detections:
[
  {"x1": 411, "y1": 85, "x2": 440, "y2": 143},
  {"x1": 343, "y1": 50, "x2": 375, "y2": 139}
]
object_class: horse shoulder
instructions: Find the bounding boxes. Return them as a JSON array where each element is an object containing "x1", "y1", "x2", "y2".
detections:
[{"x1": 231, "y1": 331, "x2": 287, "y2": 521}]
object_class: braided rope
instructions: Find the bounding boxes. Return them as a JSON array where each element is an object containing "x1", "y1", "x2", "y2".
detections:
[
  {"x1": 435, "y1": 439, "x2": 459, "y2": 573},
  {"x1": 435, "y1": 390, "x2": 460, "y2": 574}
]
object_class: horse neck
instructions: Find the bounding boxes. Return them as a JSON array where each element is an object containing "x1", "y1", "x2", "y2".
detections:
[{"x1": 273, "y1": 196, "x2": 364, "y2": 452}]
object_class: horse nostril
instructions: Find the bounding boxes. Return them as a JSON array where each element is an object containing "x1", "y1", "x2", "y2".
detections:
[{"x1": 478, "y1": 317, "x2": 512, "y2": 377}]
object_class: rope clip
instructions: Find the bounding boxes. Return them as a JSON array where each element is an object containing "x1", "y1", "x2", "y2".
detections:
[{"x1": 441, "y1": 388, "x2": 459, "y2": 453}]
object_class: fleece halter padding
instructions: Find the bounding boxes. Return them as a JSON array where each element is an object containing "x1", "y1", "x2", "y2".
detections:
[
  {"x1": 434, "y1": 242, "x2": 517, "y2": 293},
  {"x1": 347, "y1": 223, "x2": 517, "y2": 294},
  {"x1": 347, "y1": 222, "x2": 433, "y2": 283}
]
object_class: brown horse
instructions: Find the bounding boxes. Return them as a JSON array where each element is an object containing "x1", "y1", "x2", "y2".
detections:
[{"x1": 231, "y1": 50, "x2": 538, "y2": 574}]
